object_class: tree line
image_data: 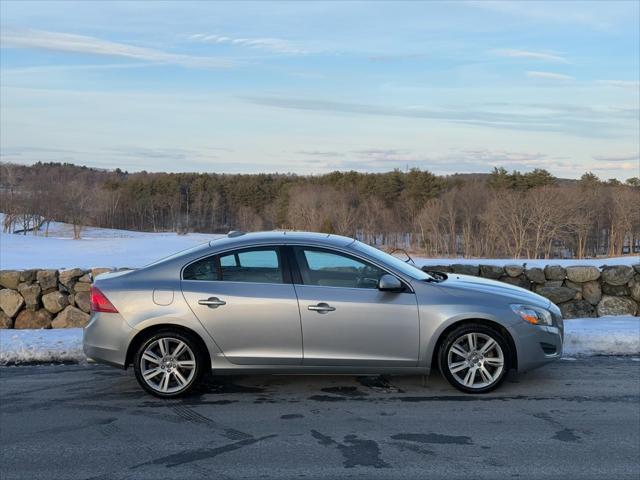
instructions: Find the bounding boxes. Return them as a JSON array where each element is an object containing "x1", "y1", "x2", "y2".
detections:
[{"x1": 1, "y1": 162, "x2": 638, "y2": 259}]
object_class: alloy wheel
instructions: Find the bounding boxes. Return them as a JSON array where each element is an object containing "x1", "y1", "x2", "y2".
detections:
[
  {"x1": 139, "y1": 337, "x2": 197, "y2": 394},
  {"x1": 447, "y1": 332, "x2": 505, "y2": 389}
]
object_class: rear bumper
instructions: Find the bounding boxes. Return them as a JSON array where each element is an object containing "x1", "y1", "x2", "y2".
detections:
[
  {"x1": 83, "y1": 312, "x2": 135, "y2": 369},
  {"x1": 512, "y1": 322, "x2": 563, "y2": 373}
]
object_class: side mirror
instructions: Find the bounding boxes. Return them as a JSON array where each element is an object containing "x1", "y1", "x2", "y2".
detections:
[{"x1": 378, "y1": 274, "x2": 404, "y2": 292}]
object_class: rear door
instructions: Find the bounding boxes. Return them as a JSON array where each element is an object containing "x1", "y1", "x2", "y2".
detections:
[
  {"x1": 291, "y1": 246, "x2": 420, "y2": 366},
  {"x1": 181, "y1": 245, "x2": 302, "y2": 365}
]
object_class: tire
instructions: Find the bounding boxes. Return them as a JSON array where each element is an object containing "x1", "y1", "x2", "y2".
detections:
[
  {"x1": 133, "y1": 329, "x2": 205, "y2": 398},
  {"x1": 438, "y1": 323, "x2": 511, "y2": 394}
]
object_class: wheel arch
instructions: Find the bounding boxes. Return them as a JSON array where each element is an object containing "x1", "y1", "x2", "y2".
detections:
[
  {"x1": 125, "y1": 323, "x2": 212, "y2": 370},
  {"x1": 429, "y1": 318, "x2": 518, "y2": 373}
]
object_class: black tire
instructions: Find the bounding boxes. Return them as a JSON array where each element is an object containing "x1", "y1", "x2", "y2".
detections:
[
  {"x1": 133, "y1": 329, "x2": 206, "y2": 398},
  {"x1": 438, "y1": 323, "x2": 511, "y2": 394}
]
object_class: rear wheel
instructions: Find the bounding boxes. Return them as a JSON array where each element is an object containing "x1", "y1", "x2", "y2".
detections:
[
  {"x1": 438, "y1": 323, "x2": 510, "y2": 393},
  {"x1": 133, "y1": 330, "x2": 205, "y2": 398}
]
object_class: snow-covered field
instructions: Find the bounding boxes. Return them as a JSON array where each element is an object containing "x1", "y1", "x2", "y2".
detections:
[
  {"x1": 0, "y1": 217, "x2": 637, "y2": 269},
  {"x1": 1, "y1": 317, "x2": 638, "y2": 366},
  {"x1": 0, "y1": 220, "x2": 221, "y2": 269}
]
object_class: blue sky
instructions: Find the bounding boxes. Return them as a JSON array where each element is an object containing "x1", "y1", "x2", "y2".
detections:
[{"x1": 1, "y1": 1, "x2": 638, "y2": 179}]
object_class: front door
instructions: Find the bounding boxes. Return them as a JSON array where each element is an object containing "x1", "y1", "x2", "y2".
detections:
[
  {"x1": 181, "y1": 246, "x2": 302, "y2": 365},
  {"x1": 291, "y1": 247, "x2": 420, "y2": 366}
]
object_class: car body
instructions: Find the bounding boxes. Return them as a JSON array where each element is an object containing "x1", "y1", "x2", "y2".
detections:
[{"x1": 83, "y1": 231, "x2": 563, "y2": 397}]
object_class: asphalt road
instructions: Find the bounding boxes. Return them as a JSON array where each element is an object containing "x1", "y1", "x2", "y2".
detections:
[{"x1": 1, "y1": 358, "x2": 639, "y2": 480}]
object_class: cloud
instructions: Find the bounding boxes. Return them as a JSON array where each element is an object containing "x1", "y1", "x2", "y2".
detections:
[
  {"x1": 596, "y1": 80, "x2": 640, "y2": 90},
  {"x1": 593, "y1": 153, "x2": 639, "y2": 162},
  {"x1": 188, "y1": 34, "x2": 307, "y2": 55},
  {"x1": 241, "y1": 95, "x2": 623, "y2": 137},
  {"x1": 526, "y1": 71, "x2": 574, "y2": 81},
  {"x1": 494, "y1": 49, "x2": 567, "y2": 63},
  {"x1": 1, "y1": 28, "x2": 235, "y2": 68}
]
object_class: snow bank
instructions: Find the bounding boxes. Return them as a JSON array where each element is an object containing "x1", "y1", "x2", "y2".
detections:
[
  {"x1": 0, "y1": 328, "x2": 85, "y2": 365},
  {"x1": 1, "y1": 318, "x2": 638, "y2": 366},
  {"x1": 416, "y1": 256, "x2": 639, "y2": 268}
]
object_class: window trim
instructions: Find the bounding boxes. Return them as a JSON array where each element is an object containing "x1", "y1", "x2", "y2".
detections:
[{"x1": 181, "y1": 245, "x2": 290, "y2": 285}]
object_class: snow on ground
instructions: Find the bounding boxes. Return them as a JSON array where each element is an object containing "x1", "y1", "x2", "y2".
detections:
[
  {"x1": 0, "y1": 219, "x2": 222, "y2": 269},
  {"x1": 416, "y1": 256, "x2": 639, "y2": 268},
  {"x1": 0, "y1": 318, "x2": 638, "y2": 366}
]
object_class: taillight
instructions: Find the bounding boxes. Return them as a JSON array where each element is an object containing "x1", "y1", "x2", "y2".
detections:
[{"x1": 90, "y1": 286, "x2": 119, "y2": 313}]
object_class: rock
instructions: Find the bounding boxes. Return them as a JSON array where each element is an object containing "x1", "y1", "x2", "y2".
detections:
[
  {"x1": 560, "y1": 300, "x2": 596, "y2": 319},
  {"x1": 544, "y1": 280, "x2": 564, "y2": 288},
  {"x1": 504, "y1": 265, "x2": 524, "y2": 277},
  {"x1": 68, "y1": 293, "x2": 75, "y2": 306},
  {"x1": 17, "y1": 283, "x2": 41, "y2": 309},
  {"x1": 19, "y1": 269, "x2": 37, "y2": 283},
  {"x1": 630, "y1": 281, "x2": 640, "y2": 302},
  {"x1": 525, "y1": 268, "x2": 546, "y2": 284},
  {"x1": 565, "y1": 266, "x2": 600, "y2": 283},
  {"x1": 73, "y1": 281, "x2": 91, "y2": 292},
  {"x1": 451, "y1": 264, "x2": 479, "y2": 276},
  {"x1": 42, "y1": 291, "x2": 69, "y2": 314},
  {"x1": 0, "y1": 311, "x2": 13, "y2": 328},
  {"x1": 565, "y1": 280, "x2": 582, "y2": 291},
  {"x1": 91, "y1": 268, "x2": 112, "y2": 279},
  {"x1": 423, "y1": 265, "x2": 452, "y2": 273},
  {"x1": 544, "y1": 265, "x2": 566, "y2": 281},
  {"x1": 14, "y1": 309, "x2": 52, "y2": 329},
  {"x1": 499, "y1": 275, "x2": 530, "y2": 289},
  {"x1": 74, "y1": 291, "x2": 91, "y2": 313},
  {"x1": 633, "y1": 264, "x2": 640, "y2": 274},
  {"x1": 37, "y1": 270, "x2": 58, "y2": 291},
  {"x1": 601, "y1": 283, "x2": 630, "y2": 296},
  {"x1": 480, "y1": 265, "x2": 504, "y2": 279},
  {"x1": 601, "y1": 266, "x2": 634, "y2": 286},
  {"x1": 597, "y1": 296, "x2": 638, "y2": 316},
  {"x1": 0, "y1": 289, "x2": 25, "y2": 317},
  {"x1": 582, "y1": 281, "x2": 602, "y2": 305},
  {"x1": 59, "y1": 268, "x2": 84, "y2": 288},
  {"x1": 535, "y1": 286, "x2": 577, "y2": 304},
  {"x1": 0, "y1": 270, "x2": 21, "y2": 290},
  {"x1": 77, "y1": 274, "x2": 92, "y2": 283},
  {"x1": 52, "y1": 306, "x2": 90, "y2": 328}
]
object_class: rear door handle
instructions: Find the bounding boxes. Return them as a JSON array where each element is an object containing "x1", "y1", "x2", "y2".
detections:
[
  {"x1": 308, "y1": 302, "x2": 336, "y2": 314},
  {"x1": 198, "y1": 297, "x2": 226, "y2": 308}
]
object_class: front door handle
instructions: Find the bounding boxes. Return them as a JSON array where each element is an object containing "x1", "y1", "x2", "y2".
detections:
[
  {"x1": 308, "y1": 302, "x2": 336, "y2": 314},
  {"x1": 198, "y1": 297, "x2": 226, "y2": 308}
]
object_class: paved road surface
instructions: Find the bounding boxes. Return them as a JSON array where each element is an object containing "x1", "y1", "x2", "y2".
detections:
[{"x1": 1, "y1": 358, "x2": 639, "y2": 480}]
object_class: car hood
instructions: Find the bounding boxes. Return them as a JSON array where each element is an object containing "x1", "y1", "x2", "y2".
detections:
[{"x1": 435, "y1": 273, "x2": 551, "y2": 308}]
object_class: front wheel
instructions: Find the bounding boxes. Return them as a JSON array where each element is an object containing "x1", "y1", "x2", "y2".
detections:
[
  {"x1": 133, "y1": 330, "x2": 205, "y2": 398},
  {"x1": 438, "y1": 324, "x2": 511, "y2": 394}
]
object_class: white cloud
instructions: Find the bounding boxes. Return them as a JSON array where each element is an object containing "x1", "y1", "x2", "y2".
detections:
[
  {"x1": 596, "y1": 80, "x2": 640, "y2": 90},
  {"x1": 1, "y1": 28, "x2": 235, "y2": 68},
  {"x1": 494, "y1": 49, "x2": 567, "y2": 63},
  {"x1": 526, "y1": 71, "x2": 574, "y2": 81},
  {"x1": 593, "y1": 153, "x2": 639, "y2": 162},
  {"x1": 188, "y1": 33, "x2": 307, "y2": 55}
]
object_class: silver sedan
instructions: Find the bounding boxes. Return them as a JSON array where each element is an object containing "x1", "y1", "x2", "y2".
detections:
[{"x1": 83, "y1": 232, "x2": 563, "y2": 397}]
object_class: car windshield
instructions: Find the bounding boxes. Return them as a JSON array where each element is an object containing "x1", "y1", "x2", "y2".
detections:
[{"x1": 352, "y1": 241, "x2": 434, "y2": 281}]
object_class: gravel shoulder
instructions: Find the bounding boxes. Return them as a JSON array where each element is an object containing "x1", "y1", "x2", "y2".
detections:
[{"x1": 1, "y1": 358, "x2": 639, "y2": 480}]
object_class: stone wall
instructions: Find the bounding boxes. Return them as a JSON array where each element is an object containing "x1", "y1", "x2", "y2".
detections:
[
  {"x1": 422, "y1": 264, "x2": 640, "y2": 318},
  {"x1": 0, "y1": 264, "x2": 638, "y2": 328},
  {"x1": 0, "y1": 268, "x2": 111, "y2": 329}
]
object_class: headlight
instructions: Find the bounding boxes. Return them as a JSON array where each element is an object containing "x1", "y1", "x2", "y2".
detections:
[{"x1": 510, "y1": 304, "x2": 553, "y2": 326}]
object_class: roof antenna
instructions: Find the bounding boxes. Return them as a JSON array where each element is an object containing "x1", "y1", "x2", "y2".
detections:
[{"x1": 227, "y1": 231, "x2": 246, "y2": 238}]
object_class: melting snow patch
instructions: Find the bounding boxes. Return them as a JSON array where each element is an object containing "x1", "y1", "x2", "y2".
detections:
[{"x1": 0, "y1": 328, "x2": 85, "y2": 365}]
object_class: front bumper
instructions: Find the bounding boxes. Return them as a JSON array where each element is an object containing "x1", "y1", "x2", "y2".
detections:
[
  {"x1": 83, "y1": 311, "x2": 135, "y2": 368},
  {"x1": 512, "y1": 318, "x2": 564, "y2": 373}
]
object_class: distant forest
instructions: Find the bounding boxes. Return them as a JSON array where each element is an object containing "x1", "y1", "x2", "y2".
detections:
[{"x1": 1, "y1": 162, "x2": 639, "y2": 259}]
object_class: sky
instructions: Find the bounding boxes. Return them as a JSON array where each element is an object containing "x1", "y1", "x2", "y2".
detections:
[{"x1": 0, "y1": 1, "x2": 639, "y2": 179}]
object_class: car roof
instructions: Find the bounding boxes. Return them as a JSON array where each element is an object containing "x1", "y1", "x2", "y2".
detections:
[{"x1": 208, "y1": 231, "x2": 356, "y2": 250}]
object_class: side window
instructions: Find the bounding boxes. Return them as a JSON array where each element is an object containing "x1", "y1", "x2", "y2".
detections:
[
  {"x1": 294, "y1": 248, "x2": 387, "y2": 289},
  {"x1": 183, "y1": 256, "x2": 217, "y2": 281},
  {"x1": 219, "y1": 248, "x2": 283, "y2": 284},
  {"x1": 183, "y1": 247, "x2": 284, "y2": 284}
]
